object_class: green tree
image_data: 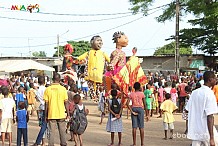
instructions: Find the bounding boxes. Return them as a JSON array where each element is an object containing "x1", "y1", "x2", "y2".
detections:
[
  {"x1": 129, "y1": 0, "x2": 218, "y2": 55},
  {"x1": 53, "y1": 40, "x2": 91, "y2": 57},
  {"x1": 32, "y1": 51, "x2": 47, "y2": 57},
  {"x1": 154, "y1": 41, "x2": 192, "y2": 55}
]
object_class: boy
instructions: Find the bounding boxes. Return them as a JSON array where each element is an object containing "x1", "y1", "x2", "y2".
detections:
[
  {"x1": 160, "y1": 93, "x2": 178, "y2": 140},
  {"x1": 72, "y1": 94, "x2": 89, "y2": 146},
  {"x1": 0, "y1": 86, "x2": 16, "y2": 146},
  {"x1": 16, "y1": 101, "x2": 29, "y2": 146},
  {"x1": 27, "y1": 83, "x2": 36, "y2": 116}
]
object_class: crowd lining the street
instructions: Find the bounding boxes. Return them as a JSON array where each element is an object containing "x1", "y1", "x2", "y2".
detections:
[{"x1": 0, "y1": 70, "x2": 218, "y2": 146}]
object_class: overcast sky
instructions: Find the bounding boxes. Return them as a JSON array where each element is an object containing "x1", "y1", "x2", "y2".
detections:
[{"x1": 0, "y1": 0, "x2": 194, "y2": 57}]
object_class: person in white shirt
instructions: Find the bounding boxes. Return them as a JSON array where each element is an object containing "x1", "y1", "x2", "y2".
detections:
[
  {"x1": 186, "y1": 71, "x2": 218, "y2": 146},
  {"x1": 81, "y1": 76, "x2": 88, "y2": 99}
]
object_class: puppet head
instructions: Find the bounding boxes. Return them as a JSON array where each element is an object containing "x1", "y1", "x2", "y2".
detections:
[
  {"x1": 112, "y1": 31, "x2": 128, "y2": 49},
  {"x1": 90, "y1": 35, "x2": 103, "y2": 50},
  {"x1": 64, "y1": 44, "x2": 73, "y2": 54},
  {"x1": 132, "y1": 47, "x2": 137, "y2": 55}
]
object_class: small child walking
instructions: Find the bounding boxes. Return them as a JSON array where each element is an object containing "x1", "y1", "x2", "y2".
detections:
[
  {"x1": 16, "y1": 101, "x2": 29, "y2": 146},
  {"x1": 160, "y1": 93, "x2": 178, "y2": 140},
  {"x1": 0, "y1": 86, "x2": 16, "y2": 146},
  {"x1": 106, "y1": 89, "x2": 123, "y2": 146}
]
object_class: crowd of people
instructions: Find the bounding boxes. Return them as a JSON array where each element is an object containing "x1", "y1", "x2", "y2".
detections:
[{"x1": 0, "y1": 70, "x2": 218, "y2": 146}]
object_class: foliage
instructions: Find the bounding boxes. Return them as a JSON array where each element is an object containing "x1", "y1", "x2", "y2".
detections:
[
  {"x1": 53, "y1": 40, "x2": 91, "y2": 57},
  {"x1": 129, "y1": 0, "x2": 218, "y2": 55},
  {"x1": 153, "y1": 41, "x2": 192, "y2": 55},
  {"x1": 32, "y1": 51, "x2": 47, "y2": 57}
]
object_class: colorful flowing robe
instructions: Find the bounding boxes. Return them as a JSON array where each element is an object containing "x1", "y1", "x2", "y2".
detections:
[
  {"x1": 113, "y1": 55, "x2": 147, "y2": 95},
  {"x1": 61, "y1": 55, "x2": 78, "y2": 84}
]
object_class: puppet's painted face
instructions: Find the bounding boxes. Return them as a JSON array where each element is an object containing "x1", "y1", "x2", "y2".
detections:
[
  {"x1": 117, "y1": 35, "x2": 128, "y2": 48},
  {"x1": 91, "y1": 37, "x2": 103, "y2": 50}
]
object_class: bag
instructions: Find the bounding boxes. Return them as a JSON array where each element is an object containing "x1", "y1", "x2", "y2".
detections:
[
  {"x1": 27, "y1": 89, "x2": 36, "y2": 105},
  {"x1": 70, "y1": 104, "x2": 88, "y2": 135},
  {"x1": 110, "y1": 97, "x2": 121, "y2": 117}
]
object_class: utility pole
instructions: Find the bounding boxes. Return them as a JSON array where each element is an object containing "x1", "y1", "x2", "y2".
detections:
[
  {"x1": 57, "y1": 34, "x2": 60, "y2": 57},
  {"x1": 175, "y1": 0, "x2": 180, "y2": 75}
]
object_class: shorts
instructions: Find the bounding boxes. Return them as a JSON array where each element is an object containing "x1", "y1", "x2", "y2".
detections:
[
  {"x1": 179, "y1": 96, "x2": 186, "y2": 104},
  {"x1": 27, "y1": 104, "x2": 35, "y2": 111},
  {"x1": 131, "y1": 107, "x2": 144, "y2": 128},
  {"x1": 82, "y1": 87, "x2": 88, "y2": 92},
  {"x1": 163, "y1": 122, "x2": 174, "y2": 130},
  {"x1": 1, "y1": 118, "x2": 13, "y2": 133}
]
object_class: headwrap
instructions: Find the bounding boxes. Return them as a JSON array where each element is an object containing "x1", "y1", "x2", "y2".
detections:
[{"x1": 64, "y1": 44, "x2": 73, "y2": 54}]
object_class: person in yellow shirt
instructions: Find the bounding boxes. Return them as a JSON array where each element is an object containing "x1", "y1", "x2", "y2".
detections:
[
  {"x1": 77, "y1": 36, "x2": 110, "y2": 98},
  {"x1": 160, "y1": 93, "x2": 178, "y2": 140},
  {"x1": 44, "y1": 73, "x2": 69, "y2": 146}
]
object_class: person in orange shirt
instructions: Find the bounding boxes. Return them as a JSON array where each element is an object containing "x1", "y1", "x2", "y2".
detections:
[{"x1": 213, "y1": 81, "x2": 218, "y2": 104}]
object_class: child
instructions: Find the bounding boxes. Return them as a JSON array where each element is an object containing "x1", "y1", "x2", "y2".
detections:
[
  {"x1": 151, "y1": 87, "x2": 159, "y2": 117},
  {"x1": 182, "y1": 86, "x2": 192, "y2": 134},
  {"x1": 27, "y1": 83, "x2": 36, "y2": 116},
  {"x1": 68, "y1": 85, "x2": 77, "y2": 141},
  {"x1": 106, "y1": 89, "x2": 123, "y2": 146},
  {"x1": 160, "y1": 93, "x2": 178, "y2": 140},
  {"x1": 15, "y1": 86, "x2": 26, "y2": 110},
  {"x1": 127, "y1": 82, "x2": 145, "y2": 146},
  {"x1": 144, "y1": 84, "x2": 153, "y2": 121},
  {"x1": 170, "y1": 83, "x2": 178, "y2": 106},
  {"x1": 98, "y1": 87, "x2": 106, "y2": 124},
  {"x1": 71, "y1": 94, "x2": 89, "y2": 146},
  {"x1": 16, "y1": 101, "x2": 29, "y2": 146},
  {"x1": 0, "y1": 86, "x2": 16, "y2": 146},
  {"x1": 157, "y1": 82, "x2": 164, "y2": 118}
]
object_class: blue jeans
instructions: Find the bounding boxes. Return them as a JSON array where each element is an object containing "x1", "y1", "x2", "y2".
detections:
[
  {"x1": 17, "y1": 128, "x2": 28, "y2": 146},
  {"x1": 35, "y1": 112, "x2": 47, "y2": 145}
]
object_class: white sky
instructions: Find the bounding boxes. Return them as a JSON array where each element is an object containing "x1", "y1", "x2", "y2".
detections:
[{"x1": 0, "y1": 0, "x2": 194, "y2": 57}]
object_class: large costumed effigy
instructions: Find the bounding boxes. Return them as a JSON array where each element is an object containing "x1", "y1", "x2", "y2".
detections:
[
  {"x1": 60, "y1": 44, "x2": 78, "y2": 85},
  {"x1": 104, "y1": 31, "x2": 147, "y2": 106},
  {"x1": 76, "y1": 35, "x2": 110, "y2": 98}
]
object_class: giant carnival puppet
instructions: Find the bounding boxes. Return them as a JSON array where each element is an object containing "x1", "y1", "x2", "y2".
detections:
[
  {"x1": 61, "y1": 44, "x2": 78, "y2": 85},
  {"x1": 77, "y1": 35, "x2": 110, "y2": 98},
  {"x1": 105, "y1": 31, "x2": 147, "y2": 96}
]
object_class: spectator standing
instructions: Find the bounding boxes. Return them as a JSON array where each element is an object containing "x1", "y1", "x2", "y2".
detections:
[
  {"x1": 127, "y1": 82, "x2": 146, "y2": 146},
  {"x1": 16, "y1": 101, "x2": 29, "y2": 146},
  {"x1": 0, "y1": 86, "x2": 16, "y2": 146},
  {"x1": 160, "y1": 93, "x2": 178, "y2": 140},
  {"x1": 186, "y1": 71, "x2": 218, "y2": 146},
  {"x1": 44, "y1": 73, "x2": 69, "y2": 146},
  {"x1": 33, "y1": 76, "x2": 47, "y2": 146},
  {"x1": 178, "y1": 78, "x2": 187, "y2": 112}
]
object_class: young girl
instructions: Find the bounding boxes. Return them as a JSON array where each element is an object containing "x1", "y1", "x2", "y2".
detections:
[
  {"x1": 98, "y1": 87, "x2": 106, "y2": 124},
  {"x1": 106, "y1": 89, "x2": 123, "y2": 146},
  {"x1": 144, "y1": 84, "x2": 152, "y2": 121}
]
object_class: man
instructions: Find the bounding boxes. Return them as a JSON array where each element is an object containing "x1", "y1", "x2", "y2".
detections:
[
  {"x1": 44, "y1": 73, "x2": 69, "y2": 146},
  {"x1": 186, "y1": 71, "x2": 218, "y2": 146},
  {"x1": 33, "y1": 76, "x2": 47, "y2": 146}
]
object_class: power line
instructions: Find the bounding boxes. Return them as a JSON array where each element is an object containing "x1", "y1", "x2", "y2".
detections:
[
  {"x1": 0, "y1": 8, "x2": 161, "y2": 49},
  {"x1": 0, "y1": 14, "x2": 134, "y2": 23}
]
